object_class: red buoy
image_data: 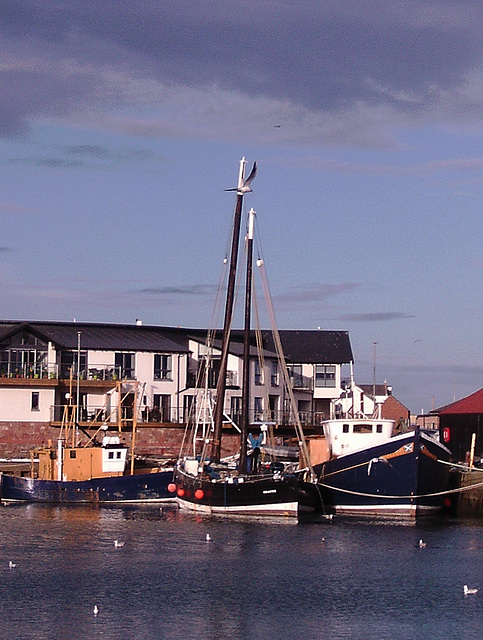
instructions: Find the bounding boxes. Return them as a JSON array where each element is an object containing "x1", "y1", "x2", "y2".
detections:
[
  {"x1": 443, "y1": 427, "x2": 451, "y2": 443},
  {"x1": 177, "y1": 488, "x2": 185, "y2": 497},
  {"x1": 195, "y1": 489, "x2": 204, "y2": 500},
  {"x1": 168, "y1": 483, "x2": 176, "y2": 493}
]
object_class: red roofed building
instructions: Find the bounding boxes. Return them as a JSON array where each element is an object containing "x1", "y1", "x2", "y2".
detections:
[{"x1": 435, "y1": 388, "x2": 483, "y2": 462}]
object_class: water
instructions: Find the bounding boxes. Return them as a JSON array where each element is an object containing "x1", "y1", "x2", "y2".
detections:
[{"x1": 0, "y1": 505, "x2": 481, "y2": 640}]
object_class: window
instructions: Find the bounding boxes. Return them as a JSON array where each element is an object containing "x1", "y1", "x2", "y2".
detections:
[
  {"x1": 153, "y1": 394, "x2": 171, "y2": 422},
  {"x1": 376, "y1": 424, "x2": 383, "y2": 433},
  {"x1": 288, "y1": 364, "x2": 303, "y2": 388},
  {"x1": 315, "y1": 365, "x2": 336, "y2": 388},
  {"x1": 31, "y1": 392, "x2": 39, "y2": 411},
  {"x1": 154, "y1": 354, "x2": 172, "y2": 380},
  {"x1": 270, "y1": 361, "x2": 279, "y2": 386},
  {"x1": 69, "y1": 450, "x2": 76, "y2": 459},
  {"x1": 254, "y1": 360, "x2": 262, "y2": 385},
  {"x1": 343, "y1": 423, "x2": 350, "y2": 433},
  {"x1": 115, "y1": 353, "x2": 135, "y2": 379},
  {"x1": 60, "y1": 350, "x2": 87, "y2": 379},
  {"x1": 108, "y1": 451, "x2": 114, "y2": 459},
  {"x1": 354, "y1": 423, "x2": 373, "y2": 434},
  {"x1": 254, "y1": 396, "x2": 263, "y2": 420}
]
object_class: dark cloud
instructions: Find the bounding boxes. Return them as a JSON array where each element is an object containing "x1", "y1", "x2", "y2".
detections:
[
  {"x1": 0, "y1": 247, "x2": 14, "y2": 253},
  {"x1": 140, "y1": 285, "x2": 217, "y2": 297},
  {"x1": 1, "y1": 1, "x2": 481, "y2": 141},
  {"x1": 339, "y1": 312, "x2": 416, "y2": 322},
  {"x1": 5, "y1": 145, "x2": 158, "y2": 169}
]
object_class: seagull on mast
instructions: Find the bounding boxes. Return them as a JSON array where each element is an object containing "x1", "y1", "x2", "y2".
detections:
[{"x1": 225, "y1": 161, "x2": 257, "y2": 194}]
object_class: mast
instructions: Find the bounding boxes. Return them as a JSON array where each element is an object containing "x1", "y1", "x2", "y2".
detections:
[
  {"x1": 239, "y1": 208, "x2": 255, "y2": 473},
  {"x1": 211, "y1": 158, "x2": 256, "y2": 461}
]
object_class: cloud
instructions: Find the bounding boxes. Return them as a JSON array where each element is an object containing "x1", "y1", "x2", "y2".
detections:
[
  {"x1": 339, "y1": 312, "x2": 417, "y2": 322},
  {"x1": 273, "y1": 283, "x2": 360, "y2": 310},
  {"x1": 1, "y1": 1, "x2": 482, "y2": 145},
  {"x1": 139, "y1": 285, "x2": 218, "y2": 297}
]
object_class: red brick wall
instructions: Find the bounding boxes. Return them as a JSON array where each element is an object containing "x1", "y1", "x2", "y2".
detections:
[
  {"x1": 0, "y1": 422, "x2": 241, "y2": 460},
  {"x1": 381, "y1": 396, "x2": 410, "y2": 423}
]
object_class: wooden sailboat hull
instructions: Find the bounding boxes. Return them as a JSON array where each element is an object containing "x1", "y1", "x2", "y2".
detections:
[
  {"x1": 313, "y1": 430, "x2": 451, "y2": 517},
  {"x1": 0, "y1": 469, "x2": 175, "y2": 504},
  {"x1": 174, "y1": 466, "x2": 299, "y2": 517}
]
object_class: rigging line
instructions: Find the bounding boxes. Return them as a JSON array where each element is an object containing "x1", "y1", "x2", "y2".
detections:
[
  {"x1": 436, "y1": 458, "x2": 483, "y2": 473},
  {"x1": 256, "y1": 258, "x2": 315, "y2": 481},
  {"x1": 317, "y1": 479, "x2": 483, "y2": 500}
]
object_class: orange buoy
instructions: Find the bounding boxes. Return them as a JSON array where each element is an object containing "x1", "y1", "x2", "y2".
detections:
[
  {"x1": 177, "y1": 488, "x2": 185, "y2": 497},
  {"x1": 195, "y1": 489, "x2": 204, "y2": 500},
  {"x1": 168, "y1": 483, "x2": 176, "y2": 493}
]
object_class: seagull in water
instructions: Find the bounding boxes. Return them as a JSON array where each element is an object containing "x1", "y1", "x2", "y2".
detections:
[
  {"x1": 225, "y1": 161, "x2": 257, "y2": 194},
  {"x1": 464, "y1": 585, "x2": 479, "y2": 596},
  {"x1": 419, "y1": 539, "x2": 427, "y2": 548},
  {"x1": 206, "y1": 534, "x2": 211, "y2": 542},
  {"x1": 93, "y1": 605, "x2": 99, "y2": 616},
  {"x1": 114, "y1": 540, "x2": 124, "y2": 548},
  {"x1": 8, "y1": 561, "x2": 17, "y2": 569}
]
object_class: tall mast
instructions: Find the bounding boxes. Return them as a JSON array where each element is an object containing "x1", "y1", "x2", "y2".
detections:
[
  {"x1": 239, "y1": 207, "x2": 255, "y2": 473},
  {"x1": 211, "y1": 158, "x2": 256, "y2": 461}
]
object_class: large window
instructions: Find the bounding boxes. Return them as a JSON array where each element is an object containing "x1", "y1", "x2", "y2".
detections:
[
  {"x1": 315, "y1": 365, "x2": 336, "y2": 388},
  {"x1": 115, "y1": 353, "x2": 135, "y2": 379},
  {"x1": 154, "y1": 354, "x2": 172, "y2": 380}
]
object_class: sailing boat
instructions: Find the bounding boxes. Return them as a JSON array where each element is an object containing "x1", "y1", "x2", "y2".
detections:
[{"x1": 173, "y1": 158, "x2": 300, "y2": 517}]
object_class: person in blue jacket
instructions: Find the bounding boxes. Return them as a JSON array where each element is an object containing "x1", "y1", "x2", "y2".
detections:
[{"x1": 248, "y1": 431, "x2": 263, "y2": 474}]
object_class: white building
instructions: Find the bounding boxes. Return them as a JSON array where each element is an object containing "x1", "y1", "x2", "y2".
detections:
[{"x1": 0, "y1": 321, "x2": 353, "y2": 431}]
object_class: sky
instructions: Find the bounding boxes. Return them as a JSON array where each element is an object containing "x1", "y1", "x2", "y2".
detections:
[{"x1": 1, "y1": 1, "x2": 482, "y2": 414}]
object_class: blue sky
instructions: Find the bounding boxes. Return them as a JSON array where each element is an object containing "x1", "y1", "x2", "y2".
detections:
[{"x1": 1, "y1": 1, "x2": 481, "y2": 413}]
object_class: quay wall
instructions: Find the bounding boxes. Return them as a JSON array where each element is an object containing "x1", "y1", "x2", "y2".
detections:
[
  {"x1": 0, "y1": 421, "x2": 241, "y2": 460},
  {"x1": 457, "y1": 469, "x2": 483, "y2": 517}
]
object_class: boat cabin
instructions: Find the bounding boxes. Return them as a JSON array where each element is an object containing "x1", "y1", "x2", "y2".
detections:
[
  {"x1": 323, "y1": 418, "x2": 395, "y2": 457},
  {"x1": 37, "y1": 434, "x2": 128, "y2": 482}
]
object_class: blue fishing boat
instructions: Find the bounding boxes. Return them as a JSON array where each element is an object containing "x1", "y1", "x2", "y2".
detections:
[{"x1": 312, "y1": 417, "x2": 451, "y2": 517}]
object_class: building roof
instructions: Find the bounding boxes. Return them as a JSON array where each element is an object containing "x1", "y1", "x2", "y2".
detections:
[
  {"x1": 0, "y1": 321, "x2": 353, "y2": 365},
  {"x1": 261, "y1": 330, "x2": 353, "y2": 364},
  {"x1": 0, "y1": 321, "x2": 190, "y2": 354},
  {"x1": 437, "y1": 388, "x2": 483, "y2": 415}
]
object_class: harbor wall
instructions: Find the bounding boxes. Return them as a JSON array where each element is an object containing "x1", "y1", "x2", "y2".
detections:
[
  {"x1": 0, "y1": 421, "x2": 241, "y2": 460},
  {"x1": 457, "y1": 469, "x2": 483, "y2": 517}
]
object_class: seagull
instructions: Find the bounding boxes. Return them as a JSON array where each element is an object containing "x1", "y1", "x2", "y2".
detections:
[
  {"x1": 206, "y1": 533, "x2": 211, "y2": 542},
  {"x1": 419, "y1": 539, "x2": 427, "y2": 548},
  {"x1": 114, "y1": 540, "x2": 124, "y2": 548},
  {"x1": 225, "y1": 161, "x2": 257, "y2": 194},
  {"x1": 93, "y1": 605, "x2": 99, "y2": 616},
  {"x1": 8, "y1": 561, "x2": 17, "y2": 569},
  {"x1": 464, "y1": 584, "x2": 479, "y2": 596}
]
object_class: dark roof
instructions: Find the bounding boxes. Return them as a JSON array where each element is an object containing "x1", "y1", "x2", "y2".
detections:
[
  {"x1": 437, "y1": 388, "x2": 483, "y2": 415},
  {"x1": 0, "y1": 322, "x2": 353, "y2": 364},
  {"x1": 0, "y1": 321, "x2": 190, "y2": 354},
  {"x1": 261, "y1": 330, "x2": 353, "y2": 364}
]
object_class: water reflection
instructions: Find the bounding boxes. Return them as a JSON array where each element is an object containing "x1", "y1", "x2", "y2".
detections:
[{"x1": 0, "y1": 505, "x2": 481, "y2": 640}]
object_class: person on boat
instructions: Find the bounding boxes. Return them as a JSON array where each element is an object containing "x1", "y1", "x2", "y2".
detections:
[{"x1": 248, "y1": 431, "x2": 263, "y2": 474}]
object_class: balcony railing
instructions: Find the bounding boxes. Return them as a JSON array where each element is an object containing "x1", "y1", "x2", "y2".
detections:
[{"x1": 0, "y1": 364, "x2": 58, "y2": 379}]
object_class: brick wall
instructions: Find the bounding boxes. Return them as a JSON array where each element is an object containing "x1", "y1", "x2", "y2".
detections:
[{"x1": 0, "y1": 422, "x2": 241, "y2": 460}]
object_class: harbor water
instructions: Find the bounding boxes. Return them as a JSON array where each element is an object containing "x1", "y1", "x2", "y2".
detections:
[{"x1": 1, "y1": 505, "x2": 481, "y2": 640}]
